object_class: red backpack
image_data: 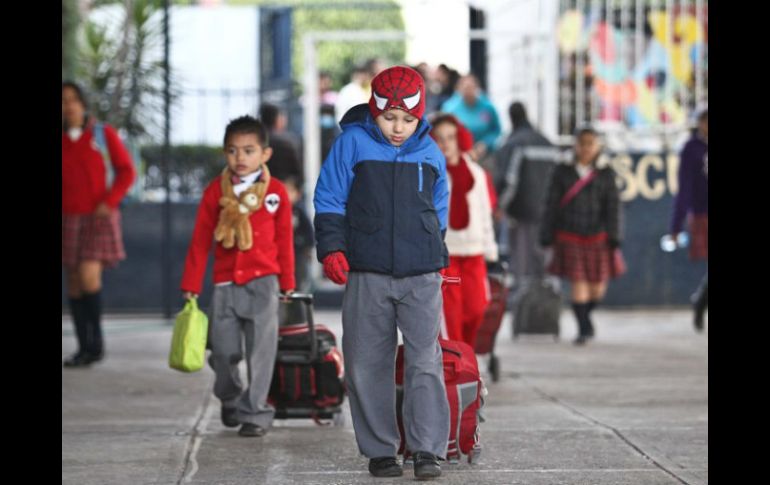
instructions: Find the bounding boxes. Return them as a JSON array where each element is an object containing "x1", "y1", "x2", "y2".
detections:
[{"x1": 395, "y1": 338, "x2": 486, "y2": 463}]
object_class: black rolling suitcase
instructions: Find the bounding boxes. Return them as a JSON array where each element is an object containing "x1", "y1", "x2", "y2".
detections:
[
  {"x1": 511, "y1": 277, "x2": 561, "y2": 340},
  {"x1": 268, "y1": 293, "x2": 346, "y2": 426}
]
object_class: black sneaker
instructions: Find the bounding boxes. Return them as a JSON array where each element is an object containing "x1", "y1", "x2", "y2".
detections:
[
  {"x1": 238, "y1": 423, "x2": 266, "y2": 437},
  {"x1": 573, "y1": 335, "x2": 588, "y2": 346},
  {"x1": 221, "y1": 407, "x2": 239, "y2": 428},
  {"x1": 368, "y1": 457, "x2": 403, "y2": 477},
  {"x1": 413, "y1": 451, "x2": 441, "y2": 480},
  {"x1": 693, "y1": 316, "x2": 704, "y2": 332},
  {"x1": 691, "y1": 288, "x2": 707, "y2": 333},
  {"x1": 693, "y1": 302, "x2": 706, "y2": 333},
  {"x1": 63, "y1": 352, "x2": 91, "y2": 368}
]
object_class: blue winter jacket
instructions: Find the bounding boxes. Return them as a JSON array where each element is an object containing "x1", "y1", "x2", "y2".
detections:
[{"x1": 313, "y1": 104, "x2": 449, "y2": 277}]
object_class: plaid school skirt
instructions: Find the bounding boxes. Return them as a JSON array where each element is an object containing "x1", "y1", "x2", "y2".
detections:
[
  {"x1": 62, "y1": 211, "x2": 126, "y2": 270},
  {"x1": 548, "y1": 231, "x2": 627, "y2": 283},
  {"x1": 688, "y1": 214, "x2": 708, "y2": 261}
]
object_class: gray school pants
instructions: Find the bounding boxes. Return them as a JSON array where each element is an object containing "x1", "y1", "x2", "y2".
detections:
[{"x1": 342, "y1": 271, "x2": 450, "y2": 458}]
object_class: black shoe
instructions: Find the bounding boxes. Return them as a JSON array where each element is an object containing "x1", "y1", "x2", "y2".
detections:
[
  {"x1": 693, "y1": 301, "x2": 706, "y2": 333},
  {"x1": 413, "y1": 451, "x2": 441, "y2": 480},
  {"x1": 368, "y1": 457, "x2": 403, "y2": 477},
  {"x1": 238, "y1": 423, "x2": 266, "y2": 437},
  {"x1": 693, "y1": 312, "x2": 705, "y2": 332},
  {"x1": 573, "y1": 335, "x2": 588, "y2": 346},
  {"x1": 691, "y1": 284, "x2": 707, "y2": 333},
  {"x1": 63, "y1": 352, "x2": 92, "y2": 368},
  {"x1": 221, "y1": 407, "x2": 239, "y2": 428}
]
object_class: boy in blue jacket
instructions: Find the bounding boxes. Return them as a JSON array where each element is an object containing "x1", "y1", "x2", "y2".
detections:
[{"x1": 314, "y1": 66, "x2": 450, "y2": 479}]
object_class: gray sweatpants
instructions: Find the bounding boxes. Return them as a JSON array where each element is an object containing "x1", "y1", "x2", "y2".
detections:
[
  {"x1": 208, "y1": 276, "x2": 279, "y2": 428},
  {"x1": 342, "y1": 271, "x2": 450, "y2": 458}
]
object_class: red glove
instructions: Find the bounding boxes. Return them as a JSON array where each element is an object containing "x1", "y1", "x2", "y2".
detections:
[{"x1": 323, "y1": 251, "x2": 350, "y2": 285}]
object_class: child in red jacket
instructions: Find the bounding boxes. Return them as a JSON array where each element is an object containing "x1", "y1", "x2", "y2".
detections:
[
  {"x1": 62, "y1": 81, "x2": 136, "y2": 368},
  {"x1": 181, "y1": 115, "x2": 295, "y2": 438},
  {"x1": 430, "y1": 114, "x2": 498, "y2": 350}
]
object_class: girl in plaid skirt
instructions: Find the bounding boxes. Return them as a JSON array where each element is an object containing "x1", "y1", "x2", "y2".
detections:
[
  {"x1": 62, "y1": 82, "x2": 136, "y2": 367},
  {"x1": 669, "y1": 109, "x2": 708, "y2": 331},
  {"x1": 540, "y1": 127, "x2": 625, "y2": 345}
]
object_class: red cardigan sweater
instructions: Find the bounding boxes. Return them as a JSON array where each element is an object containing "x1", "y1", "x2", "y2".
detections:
[
  {"x1": 62, "y1": 122, "x2": 136, "y2": 214},
  {"x1": 181, "y1": 175, "x2": 296, "y2": 294}
]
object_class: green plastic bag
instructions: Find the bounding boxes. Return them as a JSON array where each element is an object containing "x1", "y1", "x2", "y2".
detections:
[{"x1": 169, "y1": 298, "x2": 209, "y2": 372}]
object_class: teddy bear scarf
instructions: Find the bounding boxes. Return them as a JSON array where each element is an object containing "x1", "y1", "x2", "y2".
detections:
[{"x1": 213, "y1": 165, "x2": 271, "y2": 251}]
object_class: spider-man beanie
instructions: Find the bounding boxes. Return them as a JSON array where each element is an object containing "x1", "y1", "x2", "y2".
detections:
[{"x1": 368, "y1": 65, "x2": 426, "y2": 120}]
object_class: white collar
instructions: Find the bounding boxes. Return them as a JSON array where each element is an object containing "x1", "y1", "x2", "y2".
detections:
[
  {"x1": 232, "y1": 168, "x2": 263, "y2": 197},
  {"x1": 67, "y1": 127, "x2": 83, "y2": 141},
  {"x1": 237, "y1": 169, "x2": 262, "y2": 185},
  {"x1": 575, "y1": 164, "x2": 593, "y2": 178}
]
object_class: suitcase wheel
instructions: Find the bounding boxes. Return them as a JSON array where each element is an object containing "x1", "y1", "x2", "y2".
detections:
[
  {"x1": 468, "y1": 446, "x2": 482, "y2": 464},
  {"x1": 332, "y1": 411, "x2": 346, "y2": 427}
]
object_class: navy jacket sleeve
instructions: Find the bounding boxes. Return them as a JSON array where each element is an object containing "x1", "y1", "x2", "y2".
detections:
[{"x1": 313, "y1": 132, "x2": 355, "y2": 261}]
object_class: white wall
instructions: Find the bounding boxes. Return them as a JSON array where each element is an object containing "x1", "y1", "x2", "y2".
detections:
[
  {"x1": 397, "y1": 0, "x2": 470, "y2": 74},
  {"x1": 168, "y1": 6, "x2": 260, "y2": 145},
  {"x1": 89, "y1": 5, "x2": 260, "y2": 146},
  {"x1": 473, "y1": 0, "x2": 560, "y2": 141}
]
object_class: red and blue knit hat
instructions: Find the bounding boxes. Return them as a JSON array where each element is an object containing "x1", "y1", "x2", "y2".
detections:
[{"x1": 368, "y1": 65, "x2": 426, "y2": 120}]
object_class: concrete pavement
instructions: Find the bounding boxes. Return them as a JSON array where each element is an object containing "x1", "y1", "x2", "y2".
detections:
[{"x1": 62, "y1": 308, "x2": 707, "y2": 484}]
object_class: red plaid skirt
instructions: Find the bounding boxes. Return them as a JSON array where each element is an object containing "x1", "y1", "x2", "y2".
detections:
[
  {"x1": 62, "y1": 211, "x2": 126, "y2": 270},
  {"x1": 548, "y1": 231, "x2": 626, "y2": 283},
  {"x1": 688, "y1": 214, "x2": 708, "y2": 261}
]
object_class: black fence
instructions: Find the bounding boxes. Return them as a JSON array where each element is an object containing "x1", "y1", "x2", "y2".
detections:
[{"x1": 61, "y1": 151, "x2": 705, "y2": 313}]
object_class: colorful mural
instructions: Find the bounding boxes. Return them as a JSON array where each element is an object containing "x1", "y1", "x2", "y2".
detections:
[{"x1": 558, "y1": 3, "x2": 708, "y2": 129}]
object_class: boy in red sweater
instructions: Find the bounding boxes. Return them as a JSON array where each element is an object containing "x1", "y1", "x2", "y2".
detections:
[{"x1": 181, "y1": 115, "x2": 295, "y2": 437}]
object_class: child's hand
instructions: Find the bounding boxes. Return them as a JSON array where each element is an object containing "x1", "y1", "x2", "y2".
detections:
[
  {"x1": 322, "y1": 252, "x2": 349, "y2": 285},
  {"x1": 182, "y1": 291, "x2": 197, "y2": 300},
  {"x1": 94, "y1": 202, "x2": 112, "y2": 218}
]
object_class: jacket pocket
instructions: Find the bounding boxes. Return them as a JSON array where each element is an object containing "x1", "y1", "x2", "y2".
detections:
[
  {"x1": 348, "y1": 213, "x2": 383, "y2": 263},
  {"x1": 420, "y1": 211, "x2": 440, "y2": 234}
]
